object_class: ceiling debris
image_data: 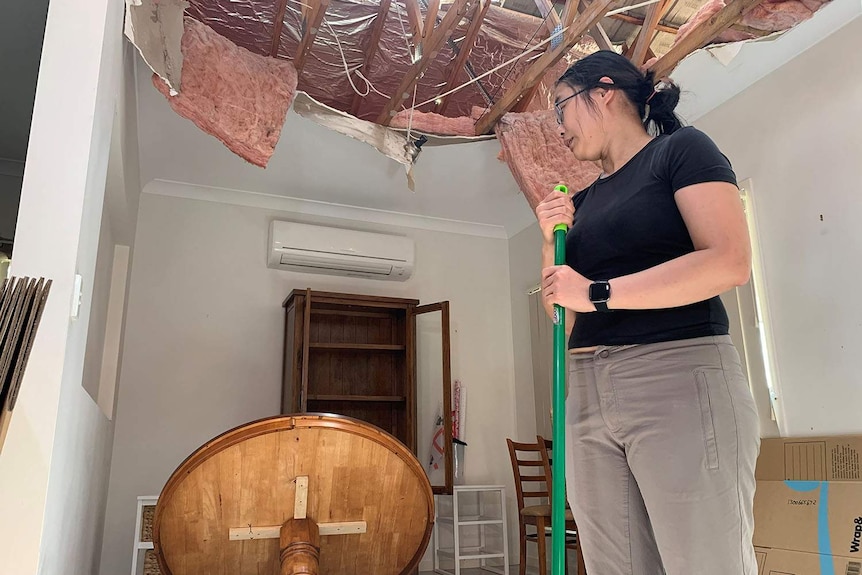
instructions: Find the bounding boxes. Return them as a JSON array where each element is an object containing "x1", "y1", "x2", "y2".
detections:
[
  {"x1": 391, "y1": 106, "x2": 487, "y2": 136},
  {"x1": 292, "y1": 91, "x2": 416, "y2": 167},
  {"x1": 124, "y1": 0, "x2": 188, "y2": 95},
  {"x1": 152, "y1": 18, "x2": 298, "y2": 168},
  {"x1": 124, "y1": 0, "x2": 834, "y2": 196}
]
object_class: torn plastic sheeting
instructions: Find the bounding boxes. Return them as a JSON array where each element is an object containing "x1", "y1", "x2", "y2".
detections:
[
  {"x1": 294, "y1": 91, "x2": 495, "y2": 154},
  {"x1": 153, "y1": 18, "x2": 299, "y2": 168},
  {"x1": 125, "y1": 0, "x2": 188, "y2": 95},
  {"x1": 291, "y1": 91, "x2": 416, "y2": 166}
]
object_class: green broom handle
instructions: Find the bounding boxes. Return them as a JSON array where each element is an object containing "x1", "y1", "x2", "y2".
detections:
[{"x1": 551, "y1": 183, "x2": 568, "y2": 575}]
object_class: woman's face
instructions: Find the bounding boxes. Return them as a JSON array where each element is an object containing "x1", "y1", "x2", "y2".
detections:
[{"x1": 554, "y1": 83, "x2": 606, "y2": 162}]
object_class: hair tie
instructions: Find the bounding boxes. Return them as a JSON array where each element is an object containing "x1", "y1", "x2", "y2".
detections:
[{"x1": 646, "y1": 89, "x2": 657, "y2": 103}]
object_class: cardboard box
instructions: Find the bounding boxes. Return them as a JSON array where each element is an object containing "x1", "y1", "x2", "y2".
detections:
[
  {"x1": 755, "y1": 547, "x2": 862, "y2": 575},
  {"x1": 757, "y1": 436, "x2": 862, "y2": 481},
  {"x1": 753, "y1": 480, "x2": 862, "y2": 559}
]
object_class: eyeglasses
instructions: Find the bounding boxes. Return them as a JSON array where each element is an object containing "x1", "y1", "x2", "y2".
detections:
[
  {"x1": 554, "y1": 83, "x2": 604, "y2": 126},
  {"x1": 554, "y1": 87, "x2": 590, "y2": 125}
]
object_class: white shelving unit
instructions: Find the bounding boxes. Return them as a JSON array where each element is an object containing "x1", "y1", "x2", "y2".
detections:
[
  {"x1": 131, "y1": 495, "x2": 159, "y2": 575},
  {"x1": 434, "y1": 485, "x2": 509, "y2": 575}
]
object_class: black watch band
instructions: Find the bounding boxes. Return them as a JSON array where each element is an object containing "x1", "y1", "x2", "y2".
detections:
[{"x1": 589, "y1": 281, "x2": 611, "y2": 312}]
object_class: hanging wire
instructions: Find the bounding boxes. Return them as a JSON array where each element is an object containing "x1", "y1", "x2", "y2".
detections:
[
  {"x1": 407, "y1": 28, "x2": 566, "y2": 111},
  {"x1": 473, "y1": 5, "x2": 555, "y2": 125}
]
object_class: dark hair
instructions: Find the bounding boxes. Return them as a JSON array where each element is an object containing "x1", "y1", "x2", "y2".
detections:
[{"x1": 556, "y1": 50, "x2": 682, "y2": 135}]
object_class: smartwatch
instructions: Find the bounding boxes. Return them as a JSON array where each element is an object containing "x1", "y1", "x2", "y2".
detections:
[{"x1": 589, "y1": 280, "x2": 611, "y2": 312}]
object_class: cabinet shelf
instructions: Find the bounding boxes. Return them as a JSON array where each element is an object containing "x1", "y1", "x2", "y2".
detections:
[
  {"x1": 308, "y1": 395, "x2": 407, "y2": 403},
  {"x1": 309, "y1": 343, "x2": 406, "y2": 351}
]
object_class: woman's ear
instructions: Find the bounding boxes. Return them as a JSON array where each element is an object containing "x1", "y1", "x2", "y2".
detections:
[{"x1": 596, "y1": 76, "x2": 616, "y2": 106}]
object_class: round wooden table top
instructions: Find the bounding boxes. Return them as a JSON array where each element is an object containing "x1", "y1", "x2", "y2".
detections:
[{"x1": 153, "y1": 413, "x2": 434, "y2": 575}]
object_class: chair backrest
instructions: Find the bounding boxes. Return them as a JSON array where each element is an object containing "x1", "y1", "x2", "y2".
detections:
[
  {"x1": 537, "y1": 435, "x2": 557, "y2": 508},
  {"x1": 506, "y1": 438, "x2": 550, "y2": 512}
]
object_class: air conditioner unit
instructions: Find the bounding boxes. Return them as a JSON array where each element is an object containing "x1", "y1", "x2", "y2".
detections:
[{"x1": 268, "y1": 221, "x2": 414, "y2": 281}]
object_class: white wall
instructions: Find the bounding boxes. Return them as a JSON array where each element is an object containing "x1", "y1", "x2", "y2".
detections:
[
  {"x1": 508, "y1": 223, "x2": 543, "y2": 443},
  {"x1": 99, "y1": 185, "x2": 523, "y2": 574},
  {"x1": 0, "y1": 0, "x2": 124, "y2": 572},
  {"x1": 693, "y1": 17, "x2": 862, "y2": 436},
  {"x1": 0, "y1": 0, "x2": 143, "y2": 571}
]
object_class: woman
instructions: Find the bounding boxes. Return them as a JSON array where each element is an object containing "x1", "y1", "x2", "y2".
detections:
[{"x1": 536, "y1": 50, "x2": 761, "y2": 575}]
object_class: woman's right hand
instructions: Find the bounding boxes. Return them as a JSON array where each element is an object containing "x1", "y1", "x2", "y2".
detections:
[{"x1": 535, "y1": 189, "x2": 574, "y2": 244}]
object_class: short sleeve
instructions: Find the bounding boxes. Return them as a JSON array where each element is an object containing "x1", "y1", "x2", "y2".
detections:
[{"x1": 664, "y1": 127, "x2": 738, "y2": 193}]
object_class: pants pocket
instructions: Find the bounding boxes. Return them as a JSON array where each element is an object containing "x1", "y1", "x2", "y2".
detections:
[{"x1": 695, "y1": 369, "x2": 720, "y2": 470}]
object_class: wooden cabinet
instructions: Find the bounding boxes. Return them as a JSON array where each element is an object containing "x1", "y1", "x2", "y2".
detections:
[{"x1": 282, "y1": 289, "x2": 455, "y2": 494}]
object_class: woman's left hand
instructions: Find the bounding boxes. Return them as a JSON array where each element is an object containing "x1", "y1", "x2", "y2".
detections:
[{"x1": 541, "y1": 265, "x2": 596, "y2": 313}]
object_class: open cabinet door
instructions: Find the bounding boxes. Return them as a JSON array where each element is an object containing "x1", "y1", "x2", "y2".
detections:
[{"x1": 411, "y1": 301, "x2": 454, "y2": 495}]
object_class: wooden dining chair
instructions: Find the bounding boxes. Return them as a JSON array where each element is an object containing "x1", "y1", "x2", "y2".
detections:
[
  {"x1": 538, "y1": 436, "x2": 587, "y2": 575},
  {"x1": 506, "y1": 437, "x2": 585, "y2": 574}
]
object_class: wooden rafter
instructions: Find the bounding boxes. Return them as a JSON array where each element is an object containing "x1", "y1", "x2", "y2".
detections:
[
  {"x1": 534, "y1": 0, "x2": 562, "y2": 35},
  {"x1": 294, "y1": 0, "x2": 331, "y2": 77},
  {"x1": 435, "y1": 0, "x2": 491, "y2": 114},
  {"x1": 579, "y1": 0, "x2": 614, "y2": 51},
  {"x1": 630, "y1": 0, "x2": 670, "y2": 66},
  {"x1": 648, "y1": 0, "x2": 766, "y2": 79},
  {"x1": 349, "y1": 0, "x2": 392, "y2": 116},
  {"x1": 423, "y1": 0, "x2": 441, "y2": 42},
  {"x1": 377, "y1": 0, "x2": 475, "y2": 125},
  {"x1": 405, "y1": 0, "x2": 425, "y2": 45},
  {"x1": 591, "y1": 22, "x2": 614, "y2": 50},
  {"x1": 512, "y1": 0, "x2": 577, "y2": 114},
  {"x1": 270, "y1": 0, "x2": 290, "y2": 57},
  {"x1": 609, "y1": 12, "x2": 678, "y2": 34},
  {"x1": 608, "y1": 11, "x2": 768, "y2": 38},
  {"x1": 474, "y1": 0, "x2": 616, "y2": 134}
]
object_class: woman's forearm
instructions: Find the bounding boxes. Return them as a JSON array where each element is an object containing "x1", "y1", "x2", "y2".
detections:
[{"x1": 608, "y1": 248, "x2": 750, "y2": 311}]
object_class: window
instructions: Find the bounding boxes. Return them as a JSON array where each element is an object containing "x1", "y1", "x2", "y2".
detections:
[{"x1": 734, "y1": 179, "x2": 783, "y2": 436}]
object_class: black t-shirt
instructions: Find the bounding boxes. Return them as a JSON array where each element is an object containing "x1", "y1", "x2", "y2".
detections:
[{"x1": 566, "y1": 126, "x2": 738, "y2": 349}]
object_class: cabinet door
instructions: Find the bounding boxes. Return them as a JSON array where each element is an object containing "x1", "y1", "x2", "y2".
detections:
[
  {"x1": 411, "y1": 301, "x2": 454, "y2": 495},
  {"x1": 299, "y1": 289, "x2": 312, "y2": 412}
]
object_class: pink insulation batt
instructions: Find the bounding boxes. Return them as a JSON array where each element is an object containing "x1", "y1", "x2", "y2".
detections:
[
  {"x1": 153, "y1": 18, "x2": 298, "y2": 168},
  {"x1": 390, "y1": 106, "x2": 486, "y2": 136},
  {"x1": 495, "y1": 110, "x2": 602, "y2": 211},
  {"x1": 675, "y1": 0, "x2": 830, "y2": 46},
  {"x1": 390, "y1": 110, "x2": 478, "y2": 136}
]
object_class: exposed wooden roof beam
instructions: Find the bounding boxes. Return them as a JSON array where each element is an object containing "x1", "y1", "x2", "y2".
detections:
[
  {"x1": 560, "y1": 0, "x2": 579, "y2": 27},
  {"x1": 474, "y1": 0, "x2": 616, "y2": 134},
  {"x1": 377, "y1": 0, "x2": 475, "y2": 125},
  {"x1": 349, "y1": 0, "x2": 392, "y2": 117},
  {"x1": 294, "y1": 0, "x2": 331, "y2": 77},
  {"x1": 435, "y1": 0, "x2": 491, "y2": 114},
  {"x1": 590, "y1": 21, "x2": 615, "y2": 51},
  {"x1": 270, "y1": 0, "x2": 290, "y2": 57},
  {"x1": 578, "y1": 0, "x2": 614, "y2": 51},
  {"x1": 607, "y1": 11, "x2": 768, "y2": 38},
  {"x1": 512, "y1": 0, "x2": 576, "y2": 113},
  {"x1": 405, "y1": 0, "x2": 425, "y2": 44},
  {"x1": 731, "y1": 22, "x2": 771, "y2": 36},
  {"x1": 423, "y1": 0, "x2": 441, "y2": 41},
  {"x1": 534, "y1": 0, "x2": 562, "y2": 34},
  {"x1": 630, "y1": 0, "x2": 670, "y2": 65},
  {"x1": 648, "y1": 0, "x2": 766, "y2": 79}
]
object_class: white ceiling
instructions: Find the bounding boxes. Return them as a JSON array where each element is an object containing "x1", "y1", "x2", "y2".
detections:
[{"x1": 135, "y1": 57, "x2": 537, "y2": 238}]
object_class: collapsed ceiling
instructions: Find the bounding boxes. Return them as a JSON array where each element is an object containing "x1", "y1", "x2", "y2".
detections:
[
  {"x1": 126, "y1": 0, "x2": 832, "y2": 196},
  {"x1": 178, "y1": 0, "x2": 828, "y2": 126}
]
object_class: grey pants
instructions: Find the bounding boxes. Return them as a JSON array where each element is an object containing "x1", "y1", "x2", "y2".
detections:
[{"x1": 565, "y1": 335, "x2": 760, "y2": 575}]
